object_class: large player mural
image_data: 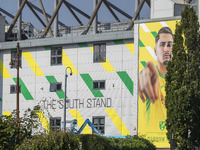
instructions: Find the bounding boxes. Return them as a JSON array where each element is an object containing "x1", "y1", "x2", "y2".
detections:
[{"x1": 138, "y1": 20, "x2": 179, "y2": 148}]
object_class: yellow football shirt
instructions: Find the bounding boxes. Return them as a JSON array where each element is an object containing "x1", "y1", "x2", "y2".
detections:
[{"x1": 138, "y1": 69, "x2": 169, "y2": 148}]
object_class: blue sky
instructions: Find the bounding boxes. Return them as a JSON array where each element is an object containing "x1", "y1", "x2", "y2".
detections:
[{"x1": 0, "y1": 0, "x2": 150, "y2": 29}]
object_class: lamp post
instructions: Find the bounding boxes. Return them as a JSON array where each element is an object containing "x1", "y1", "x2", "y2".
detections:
[
  {"x1": 64, "y1": 67, "x2": 72, "y2": 132},
  {"x1": 9, "y1": 42, "x2": 20, "y2": 143}
]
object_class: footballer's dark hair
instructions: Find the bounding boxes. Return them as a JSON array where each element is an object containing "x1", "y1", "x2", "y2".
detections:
[{"x1": 155, "y1": 27, "x2": 173, "y2": 44}]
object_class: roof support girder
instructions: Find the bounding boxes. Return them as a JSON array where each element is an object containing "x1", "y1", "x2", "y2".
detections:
[
  {"x1": 26, "y1": 2, "x2": 47, "y2": 28},
  {"x1": 103, "y1": 0, "x2": 120, "y2": 22},
  {"x1": 104, "y1": 0, "x2": 132, "y2": 20},
  {"x1": 145, "y1": 0, "x2": 151, "y2": 7},
  {"x1": 63, "y1": 1, "x2": 83, "y2": 26},
  {"x1": 6, "y1": 0, "x2": 27, "y2": 39},
  {"x1": 0, "y1": 8, "x2": 15, "y2": 19},
  {"x1": 42, "y1": 0, "x2": 64, "y2": 37},
  {"x1": 127, "y1": 0, "x2": 147, "y2": 30},
  {"x1": 39, "y1": 0, "x2": 54, "y2": 37},
  {"x1": 29, "y1": 2, "x2": 67, "y2": 27},
  {"x1": 82, "y1": 0, "x2": 103, "y2": 35}
]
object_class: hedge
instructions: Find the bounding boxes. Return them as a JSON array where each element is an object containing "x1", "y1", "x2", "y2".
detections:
[{"x1": 17, "y1": 132, "x2": 156, "y2": 150}]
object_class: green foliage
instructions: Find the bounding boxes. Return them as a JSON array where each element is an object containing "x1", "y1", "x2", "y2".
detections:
[
  {"x1": 17, "y1": 132, "x2": 81, "y2": 150},
  {"x1": 0, "y1": 105, "x2": 156, "y2": 150},
  {"x1": 17, "y1": 133, "x2": 156, "y2": 150},
  {"x1": 79, "y1": 134, "x2": 113, "y2": 150},
  {"x1": 165, "y1": 5, "x2": 200, "y2": 149},
  {"x1": 0, "y1": 107, "x2": 41, "y2": 150},
  {"x1": 110, "y1": 136, "x2": 156, "y2": 150}
]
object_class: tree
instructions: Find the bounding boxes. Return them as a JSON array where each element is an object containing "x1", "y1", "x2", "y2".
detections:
[
  {"x1": 0, "y1": 106, "x2": 41, "y2": 150},
  {"x1": 165, "y1": 6, "x2": 200, "y2": 149}
]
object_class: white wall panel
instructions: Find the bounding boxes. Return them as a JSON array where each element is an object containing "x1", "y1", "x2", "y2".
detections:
[{"x1": 1, "y1": 36, "x2": 137, "y2": 137}]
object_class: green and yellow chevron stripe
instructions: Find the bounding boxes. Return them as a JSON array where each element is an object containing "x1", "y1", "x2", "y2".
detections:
[
  {"x1": 105, "y1": 108, "x2": 131, "y2": 135},
  {"x1": 113, "y1": 40, "x2": 134, "y2": 55},
  {"x1": 22, "y1": 52, "x2": 44, "y2": 77},
  {"x1": 0, "y1": 60, "x2": 12, "y2": 78},
  {"x1": 35, "y1": 110, "x2": 50, "y2": 133},
  {"x1": 0, "y1": 58, "x2": 33, "y2": 100},
  {"x1": 45, "y1": 76, "x2": 65, "y2": 99},
  {"x1": 62, "y1": 50, "x2": 79, "y2": 74},
  {"x1": 80, "y1": 74, "x2": 104, "y2": 97},
  {"x1": 13, "y1": 78, "x2": 34, "y2": 100},
  {"x1": 117, "y1": 71, "x2": 134, "y2": 96},
  {"x1": 78, "y1": 42, "x2": 134, "y2": 96},
  {"x1": 23, "y1": 50, "x2": 67, "y2": 99}
]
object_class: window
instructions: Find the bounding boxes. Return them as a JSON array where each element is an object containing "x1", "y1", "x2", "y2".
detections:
[
  {"x1": 50, "y1": 117, "x2": 61, "y2": 131},
  {"x1": 93, "y1": 80, "x2": 105, "y2": 90},
  {"x1": 51, "y1": 46, "x2": 62, "y2": 65},
  {"x1": 50, "y1": 82, "x2": 62, "y2": 92},
  {"x1": 10, "y1": 85, "x2": 21, "y2": 94},
  {"x1": 10, "y1": 50, "x2": 22, "y2": 68},
  {"x1": 92, "y1": 116, "x2": 105, "y2": 134},
  {"x1": 174, "y1": 4, "x2": 184, "y2": 16},
  {"x1": 93, "y1": 43, "x2": 106, "y2": 63}
]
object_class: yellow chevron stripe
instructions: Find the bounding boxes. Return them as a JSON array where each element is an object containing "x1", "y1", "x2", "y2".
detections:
[
  {"x1": 3, "y1": 111, "x2": 11, "y2": 116},
  {"x1": 89, "y1": 46, "x2": 115, "y2": 72},
  {"x1": 35, "y1": 110, "x2": 50, "y2": 133},
  {"x1": 101, "y1": 58, "x2": 116, "y2": 72},
  {"x1": 0, "y1": 60, "x2": 12, "y2": 78},
  {"x1": 139, "y1": 47, "x2": 157, "y2": 65},
  {"x1": 62, "y1": 50, "x2": 79, "y2": 74},
  {"x1": 125, "y1": 43, "x2": 134, "y2": 55},
  {"x1": 140, "y1": 25, "x2": 155, "y2": 49},
  {"x1": 89, "y1": 46, "x2": 94, "y2": 52},
  {"x1": 165, "y1": 20, "x2": 179, "y2": 34},
  {"x1": 69, "y1": 109, "x2": 92, "y2": 134},
  {"x1": 105, "y1": 108, "x2": 131, "y2": 135},
  {"x1": 22, "y1": 52, "x2": 44, "y2": 77},
  {"x1": 145, "y1": 22, "x2": 163, "y2": 32}
]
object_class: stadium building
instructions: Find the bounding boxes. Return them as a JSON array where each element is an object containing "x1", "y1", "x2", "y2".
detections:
[{"x1": 0, "y1": 0, "x2": 199, "y2": 148}]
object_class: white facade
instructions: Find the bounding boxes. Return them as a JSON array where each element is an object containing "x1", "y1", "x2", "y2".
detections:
[
  {"x1": 151, "y1": 0, "x2": 200, "y2": 20},
  {"x1": 0, "y1": 31, "x2": 138, "y2": 136},
  {"x1": 151, "y1": 0, "x2": 174, "y2": 19},
  {"x1": 0, "y1": 0, "x2": 199, "y2": 145}
]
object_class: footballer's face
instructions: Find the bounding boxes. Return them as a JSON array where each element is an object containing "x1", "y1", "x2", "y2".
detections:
[{"x1": 155, "y1": 33, "x2": 173, "y2": 66}]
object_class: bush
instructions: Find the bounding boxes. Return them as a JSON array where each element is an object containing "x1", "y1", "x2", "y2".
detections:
[
  {"x1": 18, "y1": 133, "x2": 156, "y2": 150},
  {"x1": 79, "y1": 134, "x2": 113, "y2": 150},
  {"x1": 111, "y1": 136, "x2": 156, "y2": 150},
  {"x1": 17, "y1": 131, "x2": 81, "y2": 150}
]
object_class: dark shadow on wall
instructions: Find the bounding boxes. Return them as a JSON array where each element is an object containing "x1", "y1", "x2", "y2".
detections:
[{"x1": 0, "y1": 52, "x2": 3, "y2": 116}]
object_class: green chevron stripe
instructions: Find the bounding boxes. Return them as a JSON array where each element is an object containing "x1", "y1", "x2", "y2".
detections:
[
  {"x1": 44, "y1": 46, "x2": 51, "y2": 50},
  {"x1": 78, "y1": 43, "x2": 88, "y2": 47},
  {"x1": 140, "y1": 61, "x2": 147, "y2": 67},
  {"x1": 113, "y1": 40, "x2": 124, "y2": 44},
  {"x1": 80, "y1": 74, "x2": 104, "y2": 97},
  {"x1": 117, "y1": 71, "x2": 134, "y2": 96},
  {"x1": 13, "y1": 78, "x2": 34, "y2": 100},
  {"x1": 45, "y1": 76, "x2": 57, "y2": 83},
  {"x1": 151, "y1": 31, "x2": 158, "y2": 38},
  {"x1": 45, "y1": 76, "x2": 65, "y2": 99},
  {"x1": 139, "y1": 39, "x2": 145, "y2": 47},
  {"x1": 0, "y1": 97, "x2": 2, "y2": 101}
]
